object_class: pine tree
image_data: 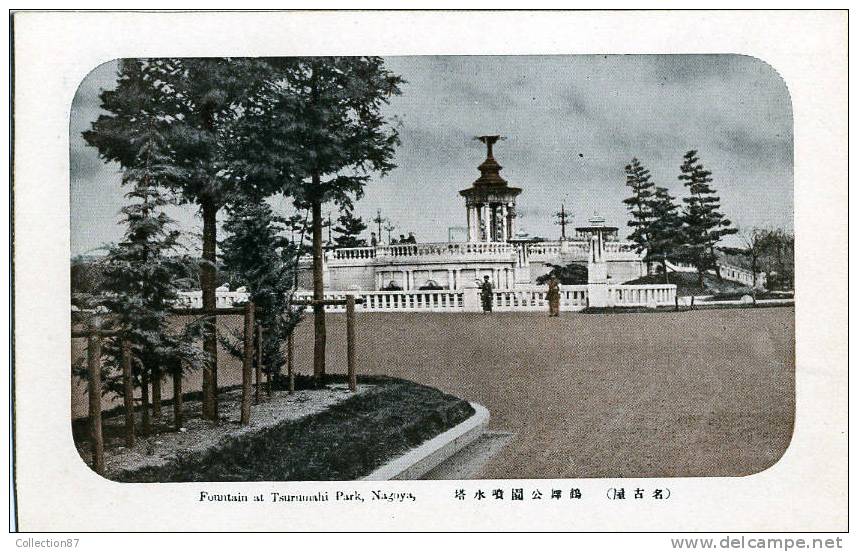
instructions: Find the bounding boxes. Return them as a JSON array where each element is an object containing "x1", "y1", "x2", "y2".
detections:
[
  {"x1": 86, "y1": 58, "x2": 285, "y2": 420},
  {"x1": 677, "y1": 150, "x2": 738, "y2": 288},
  {"x1": 622, "y1": 158, "x2": 656, "y2": 253},
  {"x1": 646, "y1": 186, "x2": 683, "y2": 279},
  {"x1": 220, "y1": 198, "x2": 302, "y2": 378},
  {"x1": 96, "y1": 185, "x2": 202, "y2": 433},
  {"x1": 250, "y1": 57, "x2": 403, "y2": 384},
  {"x1": 333, "y1": 208, "x2": 369, "y2": 248},
  {"x1": 80, "y1": 59, "x2": 204, "y2": 434}
]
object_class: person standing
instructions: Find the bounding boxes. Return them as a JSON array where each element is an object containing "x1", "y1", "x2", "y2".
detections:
[
  {"x1": 480, "y1": 275, "x2": 494, "y2": 312},
  {"x1": 547, "y1": 274, "x2": 561, "y2": 317}
]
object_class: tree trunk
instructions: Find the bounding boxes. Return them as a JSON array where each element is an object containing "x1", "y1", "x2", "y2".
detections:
[
  {"x1": 255, "y1": 323, "x2": 263, "y2": 403},
  {"x1": 151, "y1": 365, "x2": 162, "y2": 421},
  {"x1": 87, "y1": 335, "x2": 104, "y2": 474},
  {"x1": 241, "y1": 302, "x2": 255, "y2": 426},
  {"x1": 311, "y1": 191, "x2": 326, "y2": 385},
  {"x1": 200, "y1": 197, "x2": 219, "y2": 420},
  {"x1": 140, "y1": 368, "x2": 151, "y2": 437},
  {"x1": 121, "y1": 339, "x2": 135, "y2": 448},
  {"x1": 697, "y1": 268, "x2": 704, "y2": 291},
  {"x1": 287, "y1": 332, "x2": 295, "y2": 394},
  {"x1": 751, "y1": 255, "x2": 759, "y2": 288},
  {"x1": 172, "y1": 361, "x2": 183, "y2": 431}
]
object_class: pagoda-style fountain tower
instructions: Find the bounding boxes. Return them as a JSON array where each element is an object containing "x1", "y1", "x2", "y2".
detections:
[{"x1": 459, "y1": 135, "x2": 522, "y2": 243}]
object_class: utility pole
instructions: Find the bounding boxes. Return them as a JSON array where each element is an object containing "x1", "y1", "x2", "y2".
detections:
[
  {"x1": 372, "y1": 209, "x2": 384, "y2": 241},
  {"x1": 383, "y1": 220, "x2": 396, "y2": 244},
  {"x1": 555, "y1": 203, "x2": 572, "y2": 240}
]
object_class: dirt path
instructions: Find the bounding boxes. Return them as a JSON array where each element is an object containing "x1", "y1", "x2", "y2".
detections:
[
  {"x1": 289, "y1": 308, "x2": 795, "y2": 478},
  {"x1": 72, "y1": 307, "x2": 794, "y2": 479}
]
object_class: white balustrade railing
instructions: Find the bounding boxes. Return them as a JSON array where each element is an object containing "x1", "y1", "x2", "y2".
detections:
[
  {"x1": 177, "y1": 283, "x2": 677, "y2": 311},
  {"x1": 327, "y1": 240, "x2": 646, "y2": 265},
  {"x1": 715, "y1": 263, "x2": 766, "y2": 288},
  {"x1": 607, "y1": 284, "x2": 676, "y2": 307},
  {"x1": 175, "y1": 290, "x2": 250, "y2": 309},
  {"x1": 663, "y1": 259, "x2": 766, "y2": 288},
  {"x1": 294, "y1": 289, "x2": 465, "y2": 312},
  {"x1": 331, "y1": 247, "x2": 377, "y2": 261},
  {"x1": 492, "y1": 285, "x2": 589, "y2": 311},
  {"x1": 375, "y1": 241, "x2": 514, "y2": 258}
]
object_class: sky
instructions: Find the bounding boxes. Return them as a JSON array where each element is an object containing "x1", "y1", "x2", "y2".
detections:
[{"x1": 70, "y1": 55, "x2": 793, "y2": 256}]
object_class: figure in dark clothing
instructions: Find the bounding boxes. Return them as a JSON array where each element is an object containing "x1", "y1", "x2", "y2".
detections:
[
  {"x1": 406, "y1": 232, "x2": 416, "y2": 244},
  {"x1": 547, "y1": 274, "x2": 560, "y2": 317},
  {"x1": 480, "y1": 275, "x2": 494, "y2": 312},
  {"x1": 370, "y1": 232, "x2": 378, "y2": 246}
]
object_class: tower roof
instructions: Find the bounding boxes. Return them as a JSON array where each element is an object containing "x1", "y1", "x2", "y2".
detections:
[
  {"x1": 459, "y1": 135, "x2": 521, "y2": 203},
  {"x1": 472, "y1": 135, "x2": 508, "y2": 188}
]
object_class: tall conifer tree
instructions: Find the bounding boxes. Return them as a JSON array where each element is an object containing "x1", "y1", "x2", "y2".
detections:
[
  {"x1": 677, "y1": 150, "x2": 738, "y2": 288},
  {"x1": 220, "y1": 198, "x2": 302, "y2": 377},
  {"x1": 646, "y1": 186, "x2": 683, "y2": 279},
  {"x1": 247, "y1": 57, "x2": 403, "y2": 384},
  {"x1": 333, "y1": 208, "x2": 369, "y2": 248},
  {"x1": 622, "y1": 158, "x2": 656, "y2": 253}
]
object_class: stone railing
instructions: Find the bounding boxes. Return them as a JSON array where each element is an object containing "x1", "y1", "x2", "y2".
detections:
[
  {"x1": 327, "y1": 241, "x2": 517, "y2": 265},
  {"x1": 377, "y1": 241, "x2": 514, "y2": 258},
  {"x1": 327, "y1": 239, "x2": 646, "y2": 266},
  {"x1": 716, "y1": 263, "x2": 766, "y2": 288},
  {"x1": 294, "y1": 289, "x2": 465, "y2": 312},
  {"x1": 175, "y1": 290, "x2": 250, "y2": 309},
  {"x1": 492, "y1": 285, "x2": 588, "y2": 311},
  {"x1": 663, "y1": 260, "x2": 766, "y2": 288},
  {"x1": 330, "y1": 246, "x2": 377, "y2": 261},
  {"x1": 607, "y1": 284, "x2": 676, "y2": 307},
  {"x1": 177, "y1": 283, "x2": 676, "y2": 312}
]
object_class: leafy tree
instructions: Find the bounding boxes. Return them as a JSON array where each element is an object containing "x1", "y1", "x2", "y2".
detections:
[
  {"x1": 646, "y1": 186, "x2": 683, "y2": 279},
  {"x1": 249, "y1": 57, "x2": 403, "y2": 383},
  {"x1": 760, "y1": 228, "x2": 794, "y2": 290},
  {"x1": 622, "y1": 158, "x2": 656, "y2": 252},
  {"x1": 720, "y1": 227, "x2": 771, "y2": 288},
  {"x1": 333, "y1": 207, "x2": 369, "y2": 248},
  {"x1": 220, "y1": 198, "x2": 302, "y2": 378},
  {"x1": 677, "y1": 150, "x2": 738, "y2": 288}
]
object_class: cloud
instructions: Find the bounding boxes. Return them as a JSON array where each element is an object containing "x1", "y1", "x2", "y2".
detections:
[{"x1": 70, "y1": 55, "x2": 793, "y2": 253}]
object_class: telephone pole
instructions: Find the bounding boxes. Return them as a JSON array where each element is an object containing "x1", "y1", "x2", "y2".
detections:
[
  {"x1": 555, "y1": 203, "x2": 572, "y2": 240},
  {"x1": 372, "y1": 209, "x2": 384, "y2": 241},
  {"x1": 383, "y1": 221, "x2": 396, "y2": 244}
]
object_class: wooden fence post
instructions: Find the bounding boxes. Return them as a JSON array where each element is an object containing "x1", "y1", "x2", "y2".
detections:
[
  {"x1": 287, "y1": 332, "x2": 295, "y2": 394},
  {"x1": 346, "y1": 294, "x2": 357, "y2": 392},
  {"x1": 121, "y1": 337, "x2": 135, "y2": 448},
  {"x1": 87, "y1": 333, "x2": 105, "y2": 474},
  {"x1": 151, "y1": 365, "x2": 162, "y2": 421},
  {"x1": 140, "y1": 367, "x2": 151, "y2": 436},
  {"x1": 255, "y1": 322, "x2": 263, "y2": 403},
  {"x1": 173, "y1": 360, "x2": 183, "y2": 431},
  {"x1": 241, "y1": 302, "x2": 255, "y2": 425}
]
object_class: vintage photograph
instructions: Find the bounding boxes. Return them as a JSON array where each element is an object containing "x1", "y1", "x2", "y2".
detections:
[{"x1": 68, "y1": 54, "x2": 795, "y2": 483}]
